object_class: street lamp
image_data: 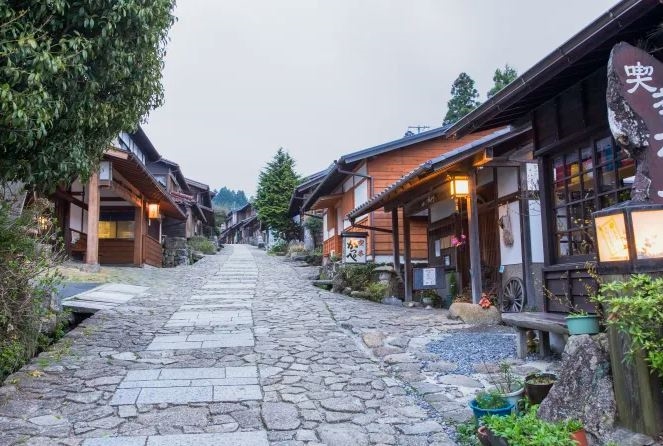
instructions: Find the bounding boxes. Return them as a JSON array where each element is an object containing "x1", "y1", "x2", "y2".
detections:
[{"x1": 593, "y1": 201, "x2": 663, "y2": 273}]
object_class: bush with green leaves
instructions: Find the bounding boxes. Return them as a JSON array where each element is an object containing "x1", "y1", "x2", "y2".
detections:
[
  {"x1": 482, "y1": 405, "x2": 576, "y2": 446},
  {"x1": 188, "y1": 236, "x2": 216, "y2": 255},
  {"x1": 0, "y1": 199, "x2": 64, "y2": 382},
  {"x1": 365, "y1": 282, "x2": 388, "y2": 302},
  {"x1": 268, "y1": 239, "x2": 287, "y2": 255},
  {"x1": 1, "y1": 1, "x2": 176, "y2": 189},
  {"x1": 337, "y1": 263, "x2": 375, "y2": 291},
  {"x1": 593, "y1": 274, "x2": 663, "y2": 377}
]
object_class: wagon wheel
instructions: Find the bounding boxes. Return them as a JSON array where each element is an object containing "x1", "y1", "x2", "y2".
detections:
[{"x1": 501, "y1": 277, "x2": 525, "y2": 312}]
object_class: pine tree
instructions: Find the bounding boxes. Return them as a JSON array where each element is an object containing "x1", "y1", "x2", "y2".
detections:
[
  {"x1": 254, "y1": 148, "x2": 301, "y2": 240},
  {"x1": 487, "y1": 64, "x2": 518, "y2": 98},
  {"x1": 443, "y1": 72, "x2": 481, "y2": 126}
]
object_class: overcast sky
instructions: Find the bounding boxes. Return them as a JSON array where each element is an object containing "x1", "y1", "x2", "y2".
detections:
[{"x1": 143, "y1": 0, "x2": 618, "y2": 197}]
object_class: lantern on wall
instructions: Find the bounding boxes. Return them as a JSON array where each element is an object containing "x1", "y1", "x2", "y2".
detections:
[
  {"x1": 98, "y1": 160, "x2": 112, "y2": 187},
  {"x1": 593, "y1": 201, "x2": 663, "y2": 272},
  {"x1": 449, "y1": 175, "x2": 470, "y2": 198},
  {"x1": 147, "y1": 203, "x2": 160, "y2": 219},
  {"x1": 342, "y1": 231, "x2": 368, "y2": 264}
]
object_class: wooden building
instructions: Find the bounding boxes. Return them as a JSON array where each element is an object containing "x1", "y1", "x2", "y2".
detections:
[
  {"x1": 287, "y1": 169, "x2": 330, "y2": 249},
  {"x1": 219, "y1": 203, "x2": 260, "y2": 244},
  {"x1": 54, "y1": 128, "x2": 185, "y2": 267},
  {"x1": 347, "y1": 127, "x2": 541, "y2": 306},
  {"x1": 299, "y1": 127, "x2": 499, "y2": 263},
  {"x1": 146, "y1": 159, "x2": 215, "y2": 239}
]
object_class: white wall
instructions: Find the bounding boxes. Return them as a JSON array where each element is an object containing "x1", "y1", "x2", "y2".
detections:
[
  {"x1": 498, "y1": 201, "x2": 522, "y2": 265},
  {"x1": 497, "y1": 167, "x2": 519, "y2": 198},
  {"x1": 529, "y1": 199, "x2": 544, "y2": 263}
]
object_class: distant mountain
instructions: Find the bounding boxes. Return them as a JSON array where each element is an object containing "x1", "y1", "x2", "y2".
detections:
[{"x1": 212, "y1": 187, "x2": 248, "y2": 211}]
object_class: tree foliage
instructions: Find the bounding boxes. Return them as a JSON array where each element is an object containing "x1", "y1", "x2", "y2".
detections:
[
  {"x1": 443, "y1": 72, "x2": 481, "y2": 126},
  {"x1": 487, "y1": 64, "x2": 518, "y2": 98},
  {"x1": 254, "y1": 148, "x2": 300, "y2": 240},
  {"x1": 212, "y1": 187, "x2": 248, "y2": 211},
  {"x1": 0, "y1": 0, "x2": 176, "y2": 189}
]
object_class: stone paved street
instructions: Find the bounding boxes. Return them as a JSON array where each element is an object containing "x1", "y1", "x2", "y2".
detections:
[{"x1": 0, "y1": 245, "x2": 557, "y2": 445}]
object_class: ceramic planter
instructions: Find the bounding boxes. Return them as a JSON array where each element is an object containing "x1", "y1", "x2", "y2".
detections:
[
  {"x1": 497, "y1": 385, "x2": 524, "y2": 412},
  {"x1": 566, "y1": 314, "x2": 600, "y2": 335},
  {"x1": 468, "y1": 399, "x2": 514, "y2": 426},
  {"x1": 570, "y1": 429, "x2": 589, "y2": 446},
  {"x1": 524, "y1": 372, "x2": 557, "y2": 405}
]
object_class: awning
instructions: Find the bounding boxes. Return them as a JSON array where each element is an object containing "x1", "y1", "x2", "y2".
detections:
[
  {"x1": 310, "y1": 193, "x2": 343, "y2": 211},
  {"x1": 105, "y1": 150, "x2": 185, "y2": 219}
]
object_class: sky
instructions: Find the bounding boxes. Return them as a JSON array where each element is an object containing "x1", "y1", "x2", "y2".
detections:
[{"x1": 143, "y1": 0, "x2": 619, "y2": 197}]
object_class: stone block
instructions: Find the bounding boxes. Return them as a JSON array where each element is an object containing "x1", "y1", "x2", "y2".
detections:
[{"x1": 448, "y1": 302, "x2": 501, "y2": 325}]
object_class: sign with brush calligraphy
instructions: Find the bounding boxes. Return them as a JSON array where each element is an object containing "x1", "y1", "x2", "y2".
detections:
[{"x1": 608, "y1": 42, "x2": 663, "y2": 203}]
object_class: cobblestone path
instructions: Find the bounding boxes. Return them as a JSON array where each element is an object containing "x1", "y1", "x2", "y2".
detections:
[{"x1": 0, "y1": 245, "x2": 455, "y2": 446}]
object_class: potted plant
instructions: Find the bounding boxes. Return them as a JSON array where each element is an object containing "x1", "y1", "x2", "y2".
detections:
[
  {"x1": 565, "y1": 419, "x2": 588, "y2": 446},
  {"x1": 565, "y1": 310, "x2": 600, "y2": 336},
  {"x1": 481, "y1": 406, "x2": 578, "y2": 446},
  {"x1": 486, "y1": 362, "x2": 524, "y2": 411},
  {"x1": 468, "y1": 390, "x2": 514, "y2": 426},
  {"x1": 524, "y1": 372, "x2": 557, "y2": 404}
]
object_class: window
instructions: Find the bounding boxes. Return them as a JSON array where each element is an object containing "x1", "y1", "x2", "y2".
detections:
[
  {"x1": 550, "y1": 135, "x2": 635, "y2": 261},
  {"x1": 98, "y1": 211, "x2": 135, "y2": 239}
]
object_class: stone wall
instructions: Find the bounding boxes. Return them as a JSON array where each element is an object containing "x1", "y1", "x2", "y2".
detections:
[{"x1": 163, "y1": 236, "x2": 190, "y2": 268}]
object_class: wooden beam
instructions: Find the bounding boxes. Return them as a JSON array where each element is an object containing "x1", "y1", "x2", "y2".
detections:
[
  {"x1": 111, "y1": 181, "x2": 142, "y2": 207},
  {"x1": 86, "y1": 172, "x2": 100, "y2": 266},
  {"x1": 133, "y1": 202, "x2": 144, "y2": 265},
  {"x1": 467, "y1": 171, "x2": 482, "y2": 304},
  {"x1": 403, "y1": 215, "x2": 412, "y2": 302},
  {"x1": 391, "y1": 209, "x2": 400, "y2": 275}
]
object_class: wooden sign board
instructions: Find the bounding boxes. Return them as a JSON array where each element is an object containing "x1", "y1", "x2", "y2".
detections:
[{"x1": 608, "y1": 42, "x2": 663, "y2": 203}]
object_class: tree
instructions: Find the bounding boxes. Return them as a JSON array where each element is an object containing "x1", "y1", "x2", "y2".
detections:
[
  {"x1": 487, "y1": 64, "x2": 518, "y2": 98},
  {"x1": 212, "y1": 187, "x2": 248, "y2": 210},
  {"x1": 254, "y1": 148, "x2": 300, "y2": 240},
  {"x1": 0, "y1": 1, "x2": 176, "y2": 190},
  {"x1": 443, "y1": 72, "x2": 481, "y2": 126}
]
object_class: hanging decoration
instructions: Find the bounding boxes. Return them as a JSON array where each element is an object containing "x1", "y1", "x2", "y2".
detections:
[{"x1": 498, "y1": 206, "x2": 515, "y2": 247}]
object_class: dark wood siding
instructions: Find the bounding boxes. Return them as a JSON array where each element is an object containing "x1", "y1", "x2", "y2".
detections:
[{"x1": 99, "y1": 239, "x2": 134, "y2": 264}]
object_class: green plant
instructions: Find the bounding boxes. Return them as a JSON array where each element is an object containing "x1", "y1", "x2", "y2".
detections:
[
  {"x1": 287, "y1": 242, "x2": 308, "y2": 256},
  {"x1": 475, "y1": 390, "x2": 509, "y2": 410},
  {"x1": 0, "y1": 199, "x2": 64, "y2": 382},
  {"x1": 488, "y1": 361, "x2": 523, "y2": 394},
  {"x1": 448, "y1": 273, "x2": 458, "y2": 298},
  {"x1": 525, "y1": 373, "x2": 556, "y2": 385},
  {"x1": 483, "y1": 405, "x2": 577, "y2": 446},
  {"x1": 268, "y1": 239, "x2": 287, "y2": 255},
  {"x1": 593, "y1": 274, "x2": 663, "y2": 377},
  {"x1": 337, "y1": 263, "x2": 375, "y2": 290},
  {"x1": 455, "y1": 419, "x2": 480, "y2": 446},
  {"x1": 0, "y1": 0, "x2": 176, "y2": 189},
  {"x1": 188, "y1": 236, "x2": 216, "y2": 255},
  {"x1": 365, "y1": 282, "x2": 388, "y2": 302},
  {"x1": 565, "y1": 419, "x2": 583, "y2": 433}
]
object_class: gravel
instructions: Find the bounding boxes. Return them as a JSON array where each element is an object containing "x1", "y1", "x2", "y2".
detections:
[{"x1": 426, "y1": 328, "x2": 517, "y2": 375}]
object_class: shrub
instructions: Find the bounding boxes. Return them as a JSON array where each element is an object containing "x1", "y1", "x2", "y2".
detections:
[
  {"x1": 365, "y1": 282, "x2": 388, "y2": 302},
  {"x1": 188, "y1": 236, "x2": 216, "y2": 255},
  {"x1": 594, "y1": 274, "x2": 663, "y2": 377},
  {"x1": 268, "y1": 239, "x2": 287, "y2": 255},
  {"x1": 0, "y1": 199, "x2": 64, "y2": 382},
  {"x1": 287, "y1": 242, "x2": 307, "y2": 256},
  {"x1": 337, "y1": 263, "x2": 375, "y2": 290},
  {"x1": 482, "y1": 405, "x2": 576, "y2": 446}
]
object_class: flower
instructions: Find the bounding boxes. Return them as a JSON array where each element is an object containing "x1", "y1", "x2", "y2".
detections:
[
  {"x1": 479, "y1": 293, "x2": 492, "y2": 309},
  {"x1": 451, "y1": 234, "x2": 467, "y2": 247}
]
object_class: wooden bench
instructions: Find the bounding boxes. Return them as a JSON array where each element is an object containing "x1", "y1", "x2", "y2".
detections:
[{"x1": 501, "y1": 312, "x2": 569, "y2": 359}]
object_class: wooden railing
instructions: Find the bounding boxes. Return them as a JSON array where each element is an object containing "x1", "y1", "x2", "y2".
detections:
[
  {"x1": 69, "y1": 229, "x2": 87, "y2": 254},
  {"x1": 322, "y1": 234, "x2": 342, "y2": 258},
  {"x1": 143, "y1": 234, "x2": 163, "y2": 267}
]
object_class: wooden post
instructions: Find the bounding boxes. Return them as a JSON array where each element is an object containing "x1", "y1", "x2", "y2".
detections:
[
  {"x1": 134, "y1": 201, "x2": 144, "y2": 266},
  {"x1": 86, "y1": 172, "x2": 100, "y2": 266},
  {"x1": 467, "y1": 171, "x2": 482, "y2": 304},
  {"x1": 391, "y1": 209, "x2": 400, "y2": 275},
  {"x1": 403, "y1": 213, "x2": 413, "y2": 302}
]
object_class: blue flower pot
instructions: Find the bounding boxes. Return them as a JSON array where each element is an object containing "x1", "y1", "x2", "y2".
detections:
[
  {"x1": 468, "y1": 399, "x2": 514, "y2": 426},
  {"x1": 566, "y1": 314, "x2": 600, "y2": 335}
]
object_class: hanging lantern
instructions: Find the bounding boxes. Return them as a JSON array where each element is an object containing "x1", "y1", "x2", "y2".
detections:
[
  {"x1": 147, "y1": 203, "x2": 160, "y2": 219},
  {"x1": 449, "y1": 175, "x2": 470, "y2": 198}
]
